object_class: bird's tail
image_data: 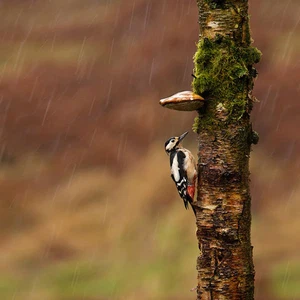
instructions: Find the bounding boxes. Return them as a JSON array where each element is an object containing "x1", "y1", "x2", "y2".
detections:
[
  {"x1": 191, "y1": 204, "x2": 196, "y2": 217},
  {"x1": 184, "y1": 194, "x2": 196, "y2": 217}
]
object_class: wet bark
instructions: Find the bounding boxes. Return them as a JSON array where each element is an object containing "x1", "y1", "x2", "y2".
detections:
[{"x1": 193, "y1": 1, "x2": 260, "y2": 299}]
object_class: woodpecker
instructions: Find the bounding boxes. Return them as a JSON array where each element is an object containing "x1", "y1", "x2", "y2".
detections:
[{"x1": 165, "y1": 131, "x2": 197, "y2": 215}]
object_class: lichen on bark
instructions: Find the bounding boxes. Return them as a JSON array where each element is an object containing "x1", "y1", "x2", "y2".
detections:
[{"x1": 192, "y1": 0, "x2": 260, "y2": 299}]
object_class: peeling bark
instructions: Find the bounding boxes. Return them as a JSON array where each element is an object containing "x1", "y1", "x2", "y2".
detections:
[{"x1": 193, "y1": 1, "x2": 260, "y2": 299}]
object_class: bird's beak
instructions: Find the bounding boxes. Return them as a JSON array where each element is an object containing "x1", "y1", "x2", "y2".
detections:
[{"x1": 178, "y1": 131, "x2": 189, "y2": 142}]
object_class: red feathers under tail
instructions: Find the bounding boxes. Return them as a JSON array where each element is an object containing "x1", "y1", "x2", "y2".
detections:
[
  {"x1": 187, "y1": 175, "x2": 197, "y2": 216},
  {"x1": 187, "y1": 185, "x2": 195, "y2": 200}
]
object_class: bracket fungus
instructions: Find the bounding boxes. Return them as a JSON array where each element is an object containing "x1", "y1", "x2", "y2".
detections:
[{"x1": 159, "y1": 91, "x2": 205, "y2": 111}]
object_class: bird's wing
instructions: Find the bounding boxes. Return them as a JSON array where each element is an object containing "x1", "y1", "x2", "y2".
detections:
[{"x1": 170, "y1": 150, "x2": 190, "y2": 209}]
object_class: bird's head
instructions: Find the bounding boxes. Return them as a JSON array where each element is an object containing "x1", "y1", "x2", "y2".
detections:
[{"x1": 164, "y1": 131, "x2": 188, "y2": 154}]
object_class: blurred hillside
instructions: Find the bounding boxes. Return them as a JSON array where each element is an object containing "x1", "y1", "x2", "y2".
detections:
[{"x1": 0, "y1": 0, "x2": 300, "y2": 299}]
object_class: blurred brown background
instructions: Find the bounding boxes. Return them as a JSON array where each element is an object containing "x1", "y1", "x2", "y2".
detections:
[{"x1": 0, "y1": 0, "x2": 299, "y2": 299}]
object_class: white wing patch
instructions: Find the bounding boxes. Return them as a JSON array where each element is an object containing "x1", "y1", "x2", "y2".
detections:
[{"x1": 171, "y1": 153, "x2": 180, "y2": 182}]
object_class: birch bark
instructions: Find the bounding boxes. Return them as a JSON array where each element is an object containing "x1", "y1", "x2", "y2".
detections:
[{"x1": 192, "y1": 1, "x2": 261, "y2": 299}]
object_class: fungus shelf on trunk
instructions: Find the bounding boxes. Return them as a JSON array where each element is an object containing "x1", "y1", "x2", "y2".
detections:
[{"x1": 159, "y1": 91, "x2": 205, "y2": 111}]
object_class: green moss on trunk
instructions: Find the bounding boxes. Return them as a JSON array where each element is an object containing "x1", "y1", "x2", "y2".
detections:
[{"x1": 192, "y1": 36, "x2": 261, "y2": 132}]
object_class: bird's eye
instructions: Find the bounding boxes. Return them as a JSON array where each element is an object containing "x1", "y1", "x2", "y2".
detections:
[{"x1": 171, "y1": 139, "x2": 175, "y2": 143}]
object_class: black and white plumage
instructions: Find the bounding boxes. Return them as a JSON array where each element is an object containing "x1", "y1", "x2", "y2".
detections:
[{"x1": 165, "y1": 131, "x2": 197, "y2": 215}]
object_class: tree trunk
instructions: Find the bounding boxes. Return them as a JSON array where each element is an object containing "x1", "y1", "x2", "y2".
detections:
[{"x1": 192, "y1": 1, "x2": 261, "y2": 299}]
